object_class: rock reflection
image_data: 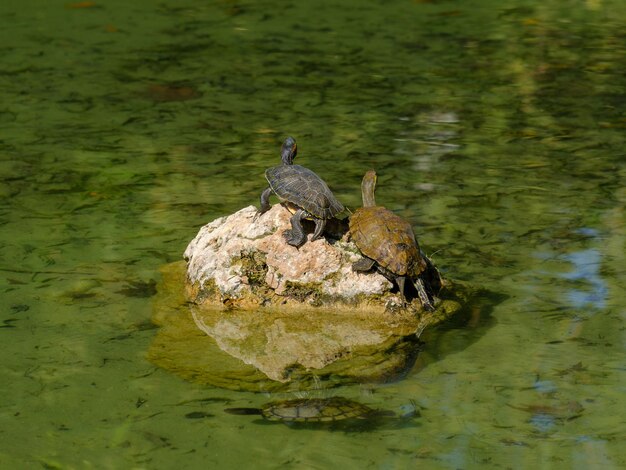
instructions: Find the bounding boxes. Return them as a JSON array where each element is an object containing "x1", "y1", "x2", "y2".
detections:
[{"x1": 147, "y1": 261, "x2": 477, "y2": 391}]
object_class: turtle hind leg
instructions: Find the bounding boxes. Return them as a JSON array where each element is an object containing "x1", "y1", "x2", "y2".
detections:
[
  {"x1": 259, "y1": 187, "x2": 273, "y2": 214},
  {"x1": 396, "y1": 275, "x2": 408, "y2": 304},
  {"x1": 283, "y1": 209, "x2": 308, "y2": 247},
  {"x1": 310, "y1": 218, "x2": 327, "y2": 242},
  {"x1": 412, "y1": 278, "x2": 434, "y2": 311},
  {"x1": 421, "y1": 251, "x2": 443, "y2": 295}
]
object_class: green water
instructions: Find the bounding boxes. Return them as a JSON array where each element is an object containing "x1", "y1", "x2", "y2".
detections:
[{"x1": 1, "y1": 0, "x2": 624, "y2": 468}]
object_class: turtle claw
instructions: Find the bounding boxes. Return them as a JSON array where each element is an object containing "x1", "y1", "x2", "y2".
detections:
[{"x1": 282, "y1": 229, "x2": 306, "y2": 248}]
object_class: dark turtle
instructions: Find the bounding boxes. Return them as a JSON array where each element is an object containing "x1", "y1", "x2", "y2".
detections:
[
  {"x1": 224, "y1": 396, "x2": 394, "y2": 423},
  {"x1": 349, "y1": 170, "x2": 439, "y2": 311},
  {"x1": 259, "y1": 137, "x2": 344, "y2": 247}
]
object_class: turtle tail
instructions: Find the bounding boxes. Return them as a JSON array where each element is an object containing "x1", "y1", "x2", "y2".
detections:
[{"x1": 224, "y1": 407, "x2": 263, "y2": 416}]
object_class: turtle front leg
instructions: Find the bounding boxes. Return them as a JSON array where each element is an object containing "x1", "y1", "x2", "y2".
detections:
[
  {"x1": 352, "y1": 257, "x2": 376, "y2": 272},
  {"x1": 258, "y1": 187, "x2": 273, "y2": 215},
  {"x1": 310, "y1": 218, "x2": 326, "y2": 242},
  {"x1": 396, "y1": 275, "x2": 408, "y2": 304},
  {"x1": 283, "y1": 209, "x2": 308, "y2": 247}
]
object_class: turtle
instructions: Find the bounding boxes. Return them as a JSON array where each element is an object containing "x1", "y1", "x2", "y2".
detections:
[
  {"x1": 349, "y1": 170, "x2": 439, "y2": 311},
  {"x1": 224, "y1": 396, "x2": 395, "y2": 423},
  {"x1": 258, "y1": 137, "x2": 344, "y2": 247}
]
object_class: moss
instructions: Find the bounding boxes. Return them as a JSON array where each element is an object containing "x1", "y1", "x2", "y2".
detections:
[
  {"x1": 236, "y1": 250, "x2": 268, "y2": 287},
  {"x1": 283, "y1": 278, "x2": 390, "y2": 309},
  {"x1": 200, "y1": 278, "x2": 218, "y2": 297},
  {"x1": 322, "y1": 270, "x2": 343, "y2": 284},
  {"x1": 283, "y1": 280, "x2": 323, "y2": 304}
]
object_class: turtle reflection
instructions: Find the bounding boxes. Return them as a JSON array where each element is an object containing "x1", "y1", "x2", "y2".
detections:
[{"x1": 225, "y1": 396, "x2": 418, "y2": 429}]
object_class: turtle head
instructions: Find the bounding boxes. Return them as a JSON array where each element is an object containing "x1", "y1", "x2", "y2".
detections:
[
  {"x1": 361, "y1": 170, "x2": 377, "y2": 207},
  {"x1": 280, "y1": 136, "x2": 297, "y2": 165}
]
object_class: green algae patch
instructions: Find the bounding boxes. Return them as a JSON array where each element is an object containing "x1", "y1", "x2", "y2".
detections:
[{"x1": 235, "y1": 250, "x2": 269, "y2": 288}]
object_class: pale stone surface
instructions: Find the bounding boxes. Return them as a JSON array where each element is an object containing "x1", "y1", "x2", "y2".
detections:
[{"x1": 183, "y1": 204, "x2": 392, "y2": 306}]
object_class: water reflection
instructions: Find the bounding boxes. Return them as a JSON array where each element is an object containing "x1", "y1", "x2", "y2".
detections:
[{"x1": 562, "y1": 248, "x2": 608, "y2": 310}]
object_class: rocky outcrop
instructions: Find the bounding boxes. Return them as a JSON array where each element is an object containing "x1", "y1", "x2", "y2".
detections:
[{"x1": 183, "y1": 204, "x2": 432, "y2": 313}]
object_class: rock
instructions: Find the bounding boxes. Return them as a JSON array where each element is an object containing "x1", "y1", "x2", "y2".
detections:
[{"x1": 184, "y1": 204, "x2": 421, "y2": 311}]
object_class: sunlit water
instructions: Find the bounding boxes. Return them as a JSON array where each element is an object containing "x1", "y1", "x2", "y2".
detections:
[{"x1": 1, "y1": 0, "x2": 624, "y2": 468}]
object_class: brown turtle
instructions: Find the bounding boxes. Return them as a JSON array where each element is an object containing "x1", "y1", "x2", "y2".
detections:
[
  {"x1": 258, "y1": 137, "x2": 344, "y2": 247},
  {"x1": 349, "y1": 170, "x2": 438, "y2": 310}
]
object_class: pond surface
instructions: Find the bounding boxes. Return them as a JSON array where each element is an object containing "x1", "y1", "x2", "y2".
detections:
[{"x1": 1, "y1": 0, "x2": 624, "y2": 468}]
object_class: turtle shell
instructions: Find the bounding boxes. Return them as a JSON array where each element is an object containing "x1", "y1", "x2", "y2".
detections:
[
  {"x1": 261, "y1": 397, "x2": 382, "y2": 422},
  {"x1": 265, "y1": 164, "x2": 344, "y2": 219},
  {"x1": 349, "y1": 206, "x2": 427, "y2": 277}
]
